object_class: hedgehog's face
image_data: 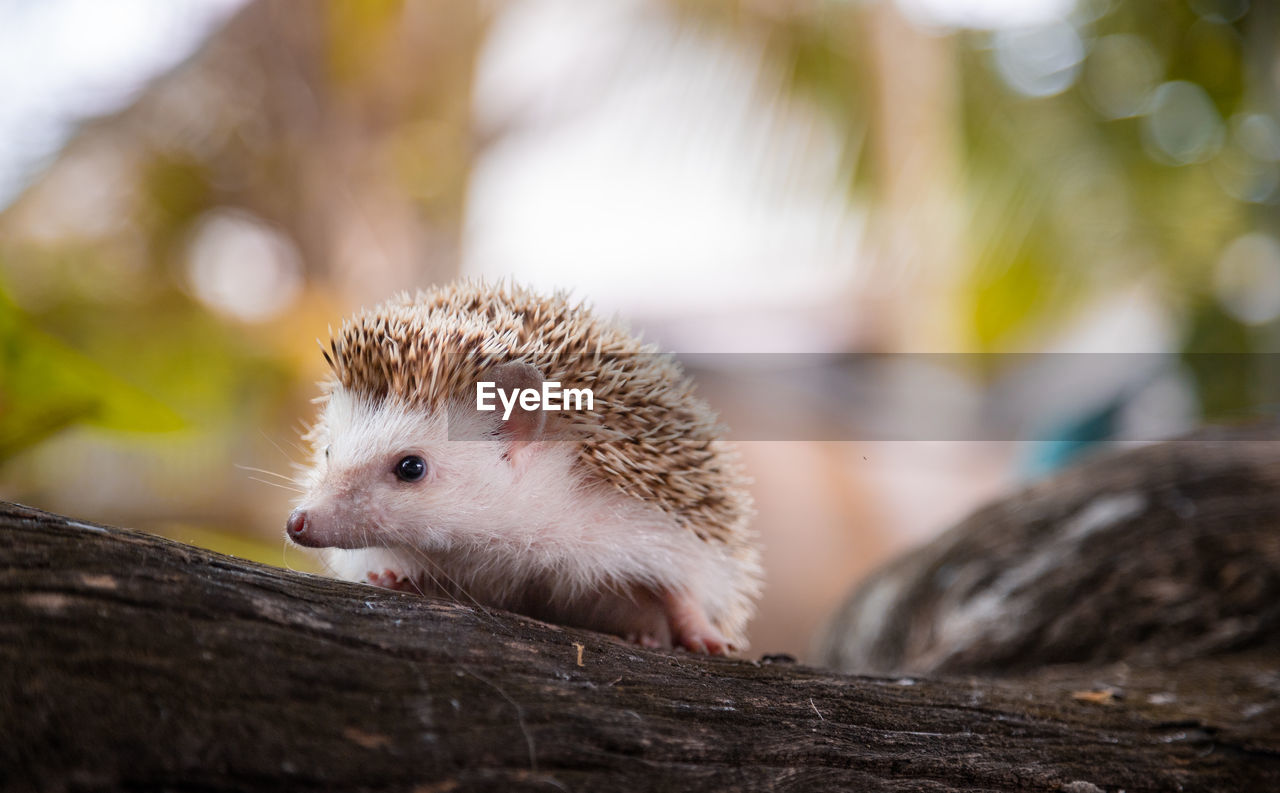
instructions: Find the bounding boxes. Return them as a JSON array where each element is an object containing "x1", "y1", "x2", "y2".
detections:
[{"x1": 286, "y1": 389, "x2": 529, "y2": 552}]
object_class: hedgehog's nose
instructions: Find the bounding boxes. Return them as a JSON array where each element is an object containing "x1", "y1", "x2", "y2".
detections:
[{"x1": 286, "y1": 509, "x2": 310, "y2": 543}]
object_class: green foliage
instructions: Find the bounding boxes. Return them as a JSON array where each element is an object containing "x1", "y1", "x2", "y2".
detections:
[
  {"x1": 950, "y1": 2, "x2": 1257, "y2": 351},
  {"x1": 0, "y1": 288, "x2": 184, "y2": 463},
  {"x1": 963, "y1": 177, "x2": 1076, "y2": 352}
]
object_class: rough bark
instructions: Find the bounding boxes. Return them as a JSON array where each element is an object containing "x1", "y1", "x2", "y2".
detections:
[{"x1": 4, "y1": 433, "x2": 1280, "y2": 792}]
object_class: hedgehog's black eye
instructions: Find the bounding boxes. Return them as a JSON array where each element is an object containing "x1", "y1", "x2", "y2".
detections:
[
  {"x1": 395, "y1": 455, "x2": 427, "y2": 482},
  {"x1": 325, "y1": 446, "x2": 331, "y2": 460}
]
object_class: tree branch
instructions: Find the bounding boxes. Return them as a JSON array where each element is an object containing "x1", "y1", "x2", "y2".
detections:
[{"x1": 4, "y1": 434, "x2": 1279, "y2": 792}]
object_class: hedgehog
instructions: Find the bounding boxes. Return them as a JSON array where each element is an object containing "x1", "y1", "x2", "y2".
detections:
[{"x1": 286, "y1": 280, "x2": 762, "y2": 654}]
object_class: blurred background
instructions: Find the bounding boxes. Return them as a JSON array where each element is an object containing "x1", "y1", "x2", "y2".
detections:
[{"x1": 2, "y1": 0, "x2": 1278, "y2": 657}]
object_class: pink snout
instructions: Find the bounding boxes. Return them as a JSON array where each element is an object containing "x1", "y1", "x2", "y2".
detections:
[
  {"x1": 285, "y1": 507, "x2": 370, "y2": 550},
  {"x1": 286, "y1": 509, "x2": 322, "y2": 548}
]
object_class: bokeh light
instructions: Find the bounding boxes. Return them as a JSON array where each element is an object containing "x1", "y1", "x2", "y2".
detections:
[
  {"x1": 993, "y1": 21, "x2": 1085, "y2": 98},
  {"x1": 1144, "y1": 80, "x2": 1224, "y2": 165},
  {"x1": 184, "y1": 209, "x2": 303, "y2": 323},
  {"x1": 1084, "y1": 33, "x2": 1161, "y2": 119},
  {"x1": 1214, "y1": 232, "x2": 1280, "y2": 325}
]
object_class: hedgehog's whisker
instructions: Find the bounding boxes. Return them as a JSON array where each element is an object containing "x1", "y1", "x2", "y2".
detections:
[
  {"x1": 257, "y1": 431, "x2": 306, "y2": 468},
  {"x1": 312, "y1": 549, "x2": 344, "y2": 581},
  {"x1": 236, "y1": 464, "x2": 302, "y2": 483},
  {"x1": 275, "y1": 427, "x2": 309, "y2": 452},
  {"x1": 384, "y1": 533, "x2": 489, "y2": 614},
  {"x1": 246, "y1": 476, "x2": 305, "y2": 494},
  {"x1": 376, "y1": 522, "x2": 514, "y2": 637},
  {"x1": 279, "y1": 536, "x2": 305, "y2": 572}
]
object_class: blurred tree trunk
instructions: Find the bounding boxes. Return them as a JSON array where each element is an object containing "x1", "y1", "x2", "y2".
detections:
[
  {"x1": 818, "y1": 425, "x2": 1280, "y2": 677},
  {"x1": 857, "y1": 2, "x2": 967, "y2": 351}
]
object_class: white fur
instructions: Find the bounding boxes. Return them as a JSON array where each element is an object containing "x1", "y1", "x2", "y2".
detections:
[{"x1": 296, "y1": 390, "x2": 752, "y2": 641}]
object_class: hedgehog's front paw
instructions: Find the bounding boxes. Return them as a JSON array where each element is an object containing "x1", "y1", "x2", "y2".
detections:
[
  {"x1": 625, "y1": 631, "x2": 666, "y2": 650},
  {"x1": 662, "y1": 590, "x2": 737, "y2": 656},
  {"x1": 367, "y1": 569, "x2": 419, "y2": 594},
  {"x1": 677, "y1": 628, "x2": 736, "y2": 656}
]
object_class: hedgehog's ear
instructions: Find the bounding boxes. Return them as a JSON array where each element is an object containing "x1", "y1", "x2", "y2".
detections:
[{"x1": 487, "y1": 361, "x2": 546, "y2": 464}]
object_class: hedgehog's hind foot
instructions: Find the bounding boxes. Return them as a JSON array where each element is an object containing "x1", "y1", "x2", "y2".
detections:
[{"x1": 662, "y1": 590, "x2": 736, "y2": 656}]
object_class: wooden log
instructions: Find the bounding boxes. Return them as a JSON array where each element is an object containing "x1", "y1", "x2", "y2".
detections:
[{"x1": 3, "y1": 488, "x2": 1277, "y2": 791}]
